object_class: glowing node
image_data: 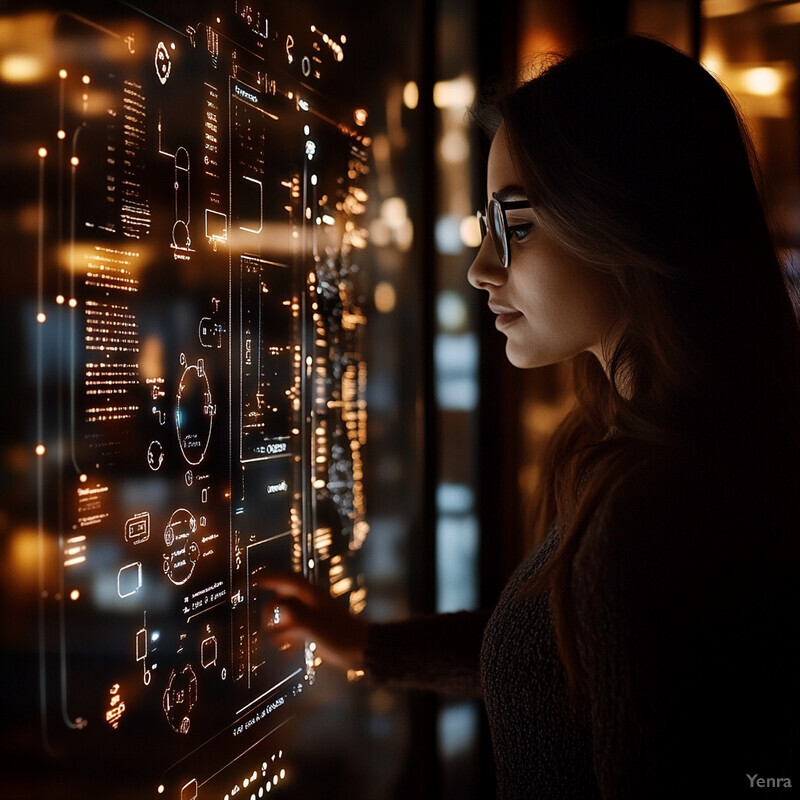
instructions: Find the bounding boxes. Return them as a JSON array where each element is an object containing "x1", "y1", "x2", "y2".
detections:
[
  {"x1": 70, "y1": 156, "x2": 79, "y2": 167},
  {"x1": 38, "y1": 147, "x2": 47, "y2": 158},
  {"x1": 279, "y1": 769, "x2": 285, "y2": 780},
  {"x1": 340, "y1": 34, "x2": 347, "y2": 44},
  {"x1": 310, "y1": 25, "x2": 316, "y2": 32},
  {"x1": 82, "y1": 74, "x2": 90, "y2": 84},
  {"x1": 35, "y1": 444, "x2": 46, "y2": 456},
  {"x1": 70, "y1": 589, "x2": 80, "y2": 601},
  {"x1": 303, "y1": 124, "x2": 310, "y2": 135},
  {"x1": 56, "y1": 294, "x2": 65, "y2": 304},
  {"x1": 157, "y1": 786, "x2": 165, "y2": 795},
  {"x1": 310, "y1": 174, "x2": 317, "y2": 185},
  {"x1": 354, "y1": 108, "x2": 368, "y2": 126},
  {"x1": 68, "y1": 297, "x2": 77, "y2": 308},
  {"x1": 59, "y1": 68, "x2": 67, "y2": 79},
  {"x1": 57, "y1": 129, "x2": 66, "y2": 140},
  {"x1": 307, "y1": 558, "x2": 315, "y2": 569},
  {"x1": 37, "y1": 312, "x2": 46, "y2": 323},
  {"x1": 170, "y1": 42, "x2": 176, "y2": 50},
  {"x1": 79, "y1": 473, "x2": 88, "y2": 483}
]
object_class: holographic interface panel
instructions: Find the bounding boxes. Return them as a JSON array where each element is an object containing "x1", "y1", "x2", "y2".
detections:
[{"x1": 31, "y1": 2, "x2": 370, "y2": 797}]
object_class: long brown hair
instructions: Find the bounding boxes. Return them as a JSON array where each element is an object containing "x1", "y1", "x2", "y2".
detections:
[{"x1": 500, "y1": 36, "x2": 800, "y2": 692}]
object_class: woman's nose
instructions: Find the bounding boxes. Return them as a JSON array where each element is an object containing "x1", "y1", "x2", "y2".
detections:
[{"x1": 467, "y1": 238, "x2": 508, "y2": 290}]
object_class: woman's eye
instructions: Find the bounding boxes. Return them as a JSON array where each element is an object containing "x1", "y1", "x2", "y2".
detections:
[{"x1": 509, "y1": 223, "x2": 534, "y2": 241}]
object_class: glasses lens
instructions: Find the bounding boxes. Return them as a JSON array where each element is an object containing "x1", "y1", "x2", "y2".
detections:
[
  {"x1": 477, "y1": 210, "x2": 488, "y2": 240},
  {"x1": 489, "y1": 199, "x2": 508, "y2": 267}
]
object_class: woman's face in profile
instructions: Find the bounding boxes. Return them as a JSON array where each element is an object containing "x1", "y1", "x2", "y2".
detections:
[{"x1": 467, "y1": 125, "x2": 620, "y2": 371}]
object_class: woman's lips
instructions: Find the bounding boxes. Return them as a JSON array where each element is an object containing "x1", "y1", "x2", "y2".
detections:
[{"x1": 489, "y1": 304, "x2": 523, "y2": 328}]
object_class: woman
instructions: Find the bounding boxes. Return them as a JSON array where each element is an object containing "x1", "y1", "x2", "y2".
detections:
[{"x1": 263, "y1": 36, "x2": 800, "y2": 797}]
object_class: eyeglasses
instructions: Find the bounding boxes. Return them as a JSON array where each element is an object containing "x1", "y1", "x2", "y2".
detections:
[{"x1": 476, "y1": 195, "x2": 532, "y2": 269}]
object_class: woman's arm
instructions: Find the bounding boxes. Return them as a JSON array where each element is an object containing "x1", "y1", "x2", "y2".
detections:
[{"x1": 260, "y1": 573, "x2": 488, "y2": 696}]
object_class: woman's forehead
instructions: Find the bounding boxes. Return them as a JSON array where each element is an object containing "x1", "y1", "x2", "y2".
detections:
[{"x1": 487, "y1": 126, "x2": 525, "y2": 197}]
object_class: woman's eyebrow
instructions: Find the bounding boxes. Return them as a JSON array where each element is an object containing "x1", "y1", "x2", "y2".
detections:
[{"x1": 494, "y1": 185, "x2": 528, "y2": 202}]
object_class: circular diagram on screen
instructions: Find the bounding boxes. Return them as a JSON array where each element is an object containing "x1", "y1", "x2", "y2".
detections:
[
  {"x1": 162, "y1": 507, "x2": 201, "y2": 586},
  {"x1": 162, "y1": 664, "x2": 197, "y2": 734},
  {"x1": 176, "y1": 356, "x2": 214, "y2": 466}
]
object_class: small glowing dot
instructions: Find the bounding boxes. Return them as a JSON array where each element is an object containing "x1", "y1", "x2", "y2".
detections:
[
  {"x1": 79, "y1": 473, "x2": 88, "y2": 483},
  {"x1": 82, "y1": 93, "x2": 88, "y2": 101},
  {"x1": 309, "y1": 641, "x2": 316, "y2": 651},
  {"x1": 70, "y1": 589, "x2": 80, "y2": 601},
  {"x1": 322, "y1": 33, "x2": 329, "y2": 43},
  {"x1": 35, "y1": 444, "x2": 46, "y2": 456},
  {"x1": 170, "y1": 42, "x2": 176, "y2": 50},
  {"x1": 243, "y1": 778, "x2": 249, "y2": 788},
  {"x1": 59, "y1": 68, "x2": 67, "y2": 79},
  {"x1": 81, "y1": 74, "x2": 90, "y2": 84},
  {"x1": 38, "y1": 147, "x2": 47, "y2": 158},
  {"x1": 56, "y1": 294, "x2": 65, "y2": 304},
  {"x1": 70, "y1": 156, "x2": 79, "y2": 167},
  {"x1": 157, "y1": 786, "x2": 165, "y2": 795},
  {"x1": 308, "y1": 559, "x2": 315, "y2": 569},
  {"x1": 279, "y1": 769, "x2": 285, "y2": 780},
  {"x1": 37, "y1": 312, "x2": 46, "y2": 323},
  {"x1": 311, "y1": 174, "x2": 317, "y2": 185},
  {"x1": 68, "y1": 297, "x2": 77, "y2": 308},
  {"x1": 57, "y1": 129, "x2": 66, "y2": 140},
  {"x1": 273, "y1": 775, "x2": 279, "y2": 785},
  {"x1": 340, "y1": 34, "x2": 347, "y2": 44},
  {"x1": 216, "y1": 16, "x2": 221, "y2": 23},
  {"x1": 310, "y1": 25, "x2": 316, "y2": 32},
  {"x1": 303, "y1": 124, "x2": 310, "y2": 135},
  {"x1": 354, "y1": 108, "x2": 368, "y2": 126}
]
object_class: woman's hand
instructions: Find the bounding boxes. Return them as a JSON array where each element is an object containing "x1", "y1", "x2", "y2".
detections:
[{"x1": 259, "y1": 573, "x2": 369, "y2": 674}]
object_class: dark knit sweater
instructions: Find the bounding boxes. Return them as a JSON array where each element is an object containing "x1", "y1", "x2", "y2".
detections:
[
  {"x1": 365, "y1": 526, "x2": 599, "y2": 799},
  {"x1": 364, "y1": 455, "x2": 800, "y2": 798}
]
